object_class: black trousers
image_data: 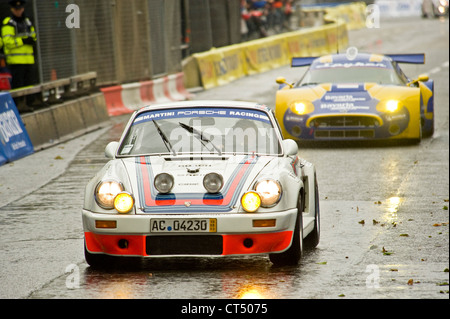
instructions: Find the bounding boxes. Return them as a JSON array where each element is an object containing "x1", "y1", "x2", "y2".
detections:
[{"x1": 8, "y1": 63, "x2": 38, "y2": 89}]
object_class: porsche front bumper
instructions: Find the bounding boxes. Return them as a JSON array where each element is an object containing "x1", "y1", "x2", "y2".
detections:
[{"x1": 82, "y1": 208, "x2": 298, "y2": 257}]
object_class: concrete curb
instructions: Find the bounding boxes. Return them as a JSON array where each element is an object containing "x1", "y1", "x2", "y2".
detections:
[{"x1": 21, "y1": 93, "x2": 111, "y2": 151}]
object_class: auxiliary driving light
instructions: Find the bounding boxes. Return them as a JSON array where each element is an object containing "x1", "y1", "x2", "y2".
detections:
[
  {"x1": 114, "y1": 192, "x2": 134, "y2": 214},
  {"x1": 203, "y1": 173, "x2": 224, "y2": 193},
  {"x1": 154, "y1": 173, "x2": 174, "y2": 194},
  {"x1": 241, "y1": 191, "x2": 261, "y2": 213}
]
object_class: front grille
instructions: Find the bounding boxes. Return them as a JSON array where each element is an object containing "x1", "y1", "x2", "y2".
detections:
[
  {"x1": 310, "y1": 116, "x2": 380, "y2": 128},
  {"x1": 315, "y1": 130, "x2": 375, "y2": 139},
  {"x1": 146, "y1": 235, "x2": 223, "y2": 255}
]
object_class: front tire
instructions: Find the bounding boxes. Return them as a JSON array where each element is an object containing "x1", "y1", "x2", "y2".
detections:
[
  {"x1": 84, "y1": 244, "x2": 109, "y2": 268},
  {"x1": 304, "y1": 176, "x2": 320, "y2": 249},
  {"x1": 84, "y1": 241, "x2": 139, "y2": 269},
  {"x1": 269, "y1": 197, "x2": 303, "y2": 266}
]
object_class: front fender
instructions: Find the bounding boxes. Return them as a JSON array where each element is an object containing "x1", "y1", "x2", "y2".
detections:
[{"x1": 245, "y1": 157, "x2": 303, "y2": 213}]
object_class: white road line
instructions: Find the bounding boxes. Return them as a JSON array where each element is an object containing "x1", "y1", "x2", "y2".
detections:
[{"x1": 429, "y1": 67, "x2": 442, "y2": 74}]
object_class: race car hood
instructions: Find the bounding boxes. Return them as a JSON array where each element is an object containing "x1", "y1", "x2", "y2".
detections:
[
  {"x1": 315, "y1": 83, "x2": 378, "y2": 113},
  {"x1": 122, "y1": 155, "x2": 273, "y2": 213}
]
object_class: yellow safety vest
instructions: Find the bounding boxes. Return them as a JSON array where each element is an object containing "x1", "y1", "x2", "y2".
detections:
[{"x1": 1, "y1": 16, "x2": 36, "y2": 65}]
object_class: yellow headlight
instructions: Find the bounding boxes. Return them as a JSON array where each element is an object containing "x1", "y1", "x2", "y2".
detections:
[
  {"x1": 293, "y1": 102, "x2": 306, "y2": 115},
  {"x1": 114, "y1": 192, "x2": 134, "y2": 214},
  {"x1": 377, "y1": 100, "x2": 401, "y2": 113},
  {"x1": 386, "y1": 100, "x2": 399, "y2": 112},
  {"x1": 290, "y1": 100, "x2": 314, "y2": 115},
  {"x1": 241, "y1": 191, "x2": 261, "y2": 213}
]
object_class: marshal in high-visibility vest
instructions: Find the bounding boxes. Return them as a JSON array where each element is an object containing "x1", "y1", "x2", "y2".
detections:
[{"x1": 1, "y1": 0, "x2": 37, "y2": 91}]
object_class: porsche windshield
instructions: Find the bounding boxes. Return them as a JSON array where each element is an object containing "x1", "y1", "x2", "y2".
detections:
[
  {"x1": 118, "y1": 107, "x2": 282, "y2": 156},
  {"x1": 298, "y1": 61, "x2": 406, "y2": 86}
]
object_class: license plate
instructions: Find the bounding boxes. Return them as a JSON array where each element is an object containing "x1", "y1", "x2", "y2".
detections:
[{"x1": 150, "y1": 218, "x2": 217, "y2": 233}]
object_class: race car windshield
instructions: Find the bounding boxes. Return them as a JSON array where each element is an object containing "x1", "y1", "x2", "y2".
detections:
[
  {"x1": 118, "y1": 108, "x2": 282, "y2": 156},
  {"x1": 298, "y1": 65, "x2": 406, "y2": 86}
]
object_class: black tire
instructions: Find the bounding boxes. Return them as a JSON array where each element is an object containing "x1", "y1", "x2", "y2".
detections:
[
  {"x1": 304, "y1": 176, "x2": 320, "y2": 249},
  {"x1": 422, "y1": 112, "x2": 435, "y2": 138},
  {"x1": 410, "y1": 117, "x2": 423, "y2": 144},
  {"x1": 269, "y1": 196, "x2": 303, "y2": 266},
  {"x1": 84, "y1": 244, "x2": 140, "y2": 269},
  {"x1": 84, "y1": 243, "x2": 109, "y2": 268}
]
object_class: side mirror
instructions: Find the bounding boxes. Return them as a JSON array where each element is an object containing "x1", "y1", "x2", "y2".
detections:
[
  {"x1": 407, "y1": 74, "x2": 429, "y2": 86},
  {"x1": 417, "y1": 74, "x2": 429, "y2": 82},
  {"x1": 105, "y1": 141, "x2": 119, "y2": 159},
  {"x1": 283, "y1": 139, "x2": 298, "y2": 157},
  {"x1": 276, "y1": 76, "x2": 293, "y2": 88}
]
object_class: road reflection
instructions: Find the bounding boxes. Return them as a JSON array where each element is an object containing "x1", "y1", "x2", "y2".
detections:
[{"x1": 80, "y1": 253, "x2": 318, "y2": 299}]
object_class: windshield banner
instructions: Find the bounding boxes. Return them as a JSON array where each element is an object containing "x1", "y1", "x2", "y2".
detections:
[
  {"x1": 0, "y1": 92, "x2": 34, "y2": 165},
  {"x1": 133, "y1": 108, "x2": 271, "y2": 125}
]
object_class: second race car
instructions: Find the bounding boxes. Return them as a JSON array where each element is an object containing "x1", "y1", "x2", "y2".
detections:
[{"x1": 275, "y1": 52, "x2": 434, "y2": 143}]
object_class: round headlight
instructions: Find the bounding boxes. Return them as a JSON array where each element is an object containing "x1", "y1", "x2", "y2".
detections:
[
  {"x1": 114, "y1": 192, "x2": 134, "y2": 214},
  {"x1": 154, "y1": 173, "x2": 174, "y2": 194},
  {"x1": 290, "y1": 101, "x2": 314, "y2": 115},
  {"x1": 241, "y1": 191, "x2": 261, "y2": 213},
  {"x1": 255, "y1": 179, "x2": 282, "y2": 207},
  {"x1": 376, "y1": 100, "x2": 401, "y2": 113},
  {"x1": 386, "y1": 100, "x2": 399, "y2": 112},
  {"x1": 95, "y1": 180, "x2": 124, "y2": 209},
  {"x1": 203, "y1": 173, "x2": 224, "y2": 193}
]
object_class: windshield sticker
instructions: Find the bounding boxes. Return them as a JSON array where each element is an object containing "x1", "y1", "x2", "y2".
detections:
[{"x1": 133, "y1": 108, "x2": 270, "y2": 125}]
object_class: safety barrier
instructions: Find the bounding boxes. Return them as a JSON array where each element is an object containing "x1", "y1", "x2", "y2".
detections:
[
  {"x1": 323, "y1": 2, "x2": 367, "y2": 30},
  {"x1": 0, "y1": 71, "x2": 110, "y2": 160},
  {"x1": 101, "y1": 72, "x2": 194, "y2": 116},
  {"x1": 184, "y1": 1, "x2": 369, "y2": 90},
  {"x1": 185, "y1": 21, "x2": 349, "y2": 90},
  {"x1": 20, "y1": 92, "x2": 110, "y2": 151},
  {"x1": 9, "y1": 72, "x2": 98, "y2": 111}
]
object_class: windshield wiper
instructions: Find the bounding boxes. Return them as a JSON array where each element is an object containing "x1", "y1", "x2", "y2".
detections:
[
  {"x1": 152, "y1": 120, "x2": 176, "y2": 156},
  {"x1": 178, "y1": 122, "x2": 222, "y2": 156}
]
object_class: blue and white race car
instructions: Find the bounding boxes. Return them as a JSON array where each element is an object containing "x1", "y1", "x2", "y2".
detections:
[
  {"x1": 82, "y1": 100, "x2": 320, "y2": 267},
  {"x1": 275, "y1": 53, "x2": 434, "y2": 143}
]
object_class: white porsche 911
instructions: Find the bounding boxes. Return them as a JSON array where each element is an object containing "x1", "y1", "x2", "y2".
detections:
[{"x1": 82, "y1": 100, "x2": 320, "y2": 267}]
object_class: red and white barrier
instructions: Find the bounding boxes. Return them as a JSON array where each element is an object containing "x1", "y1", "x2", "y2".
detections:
[{"x1": 101, "y1": 72, "x2": 194, "y2": 116}]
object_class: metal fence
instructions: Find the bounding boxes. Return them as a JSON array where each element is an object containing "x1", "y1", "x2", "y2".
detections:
[{"x1": 0, "y1": 0, "x2": 243, "y2": 87}]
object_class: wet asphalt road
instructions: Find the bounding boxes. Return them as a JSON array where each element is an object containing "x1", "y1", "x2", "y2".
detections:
[{"x1": 0, "y1": 17, "x2": 448, "y2": 300}]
